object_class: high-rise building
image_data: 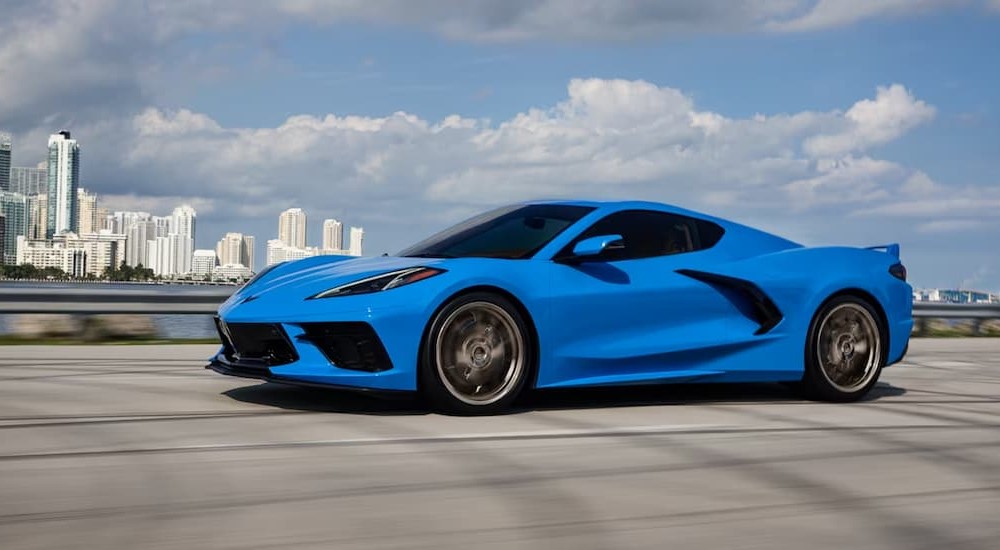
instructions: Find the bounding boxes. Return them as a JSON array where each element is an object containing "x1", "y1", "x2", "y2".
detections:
[
  {"x1": 349, "y1": 227, "x2": 364, "y2": 257},
  {"x1": 0, "y1": 133, "x2": 11, "y2": 192},
  {"x1": 322, "y1": 218, "x2": 344, "y2": 251},
  {"x1": 10, "y1": 163, "x2": 47, "y2": 196},
  {"x1": 0, "y1": 191, "x2": 27, "y2": 265},
  {"x1": 46, "y1": 131, "x2": 80, "y2": 237},
  {"x1": 95, "y1": 207, "x2": 109, "y2": 232},
  {"x1": 241, "y1": 234, "x2": 256, "y2": 271},
  {"x1": 216, "y1": 232, "x2": 244, "y2": 266},
  {"x1": 26, "y1": 194, "x2": 47, "y2": 240},
  {"x1": 214, "y1": 232, "x2": 256, "y2": 270},
  {"x1": 125, "y1": 218, "x2": 154, "y2": 267},
  {"x1": 169, "y1": 205, "x2": 196, "y2": 275},
  {"x1": 76, "y1": 188, "x2": 98, "y2": 235},
  {"x1": 191, "y1": 249, "x2": 218, "y2": 277},
  {"x1": 278, "y1": 208, "x2": 307, "y2": 249}
]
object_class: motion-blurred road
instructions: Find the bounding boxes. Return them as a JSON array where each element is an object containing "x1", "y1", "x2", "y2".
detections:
[{"x1": 0, "y1": 339, "x2": 997, "y2": 549}]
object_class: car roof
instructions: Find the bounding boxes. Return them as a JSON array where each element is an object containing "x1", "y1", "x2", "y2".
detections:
[{"x1": 522, "y1": 198, "x2": 715, "y2": 220}]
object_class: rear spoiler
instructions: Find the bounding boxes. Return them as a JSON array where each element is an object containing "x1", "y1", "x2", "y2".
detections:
[{"x1": 866, "y1": 243, "x2": 900, "y2": 259}]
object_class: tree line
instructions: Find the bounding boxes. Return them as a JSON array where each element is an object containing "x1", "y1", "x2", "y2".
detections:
[{"x1": 0, "y1": 262, "x2": 156, "y2": 281}]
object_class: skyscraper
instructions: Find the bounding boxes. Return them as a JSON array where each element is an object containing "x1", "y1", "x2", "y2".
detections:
[
  {"x1": 10, "y1": 163, "x2": 47, "y2": 196},
  {"x1": 278, "y1": 208, "x2": 307, "y2": 249},
  {"x1": 46, "y1": 131, "x2": 80, "y2": 237},
  {"x1": 215, "y1": 232, "x2": 257, "y2": 270},
  {"x1": 216, "y1": 232, "x2": 244, "y2": 266},
  {"x1": 322, "y1": 218, "x2": 344, "y2": 251},
  {"x1": 76, "y1": 188, "x2": 97, "y2": 235},
  {"x1": 26, "y1": 194, "x2": 47, "y2": 240},
  {"x1": 0, "y1": 191, "x2": 28, "y2": 265},
  {"x1": 349, "y1": 226, "x2": 364, "y2": 257},
  {"x1": 169, "y1": 205, "x2": 196, "y2": 275},
  {"x1": 0, "y1": 133, "x2": 11, "y2": 192},
  {"x1": 241, "y1": 234, "x2": 256, "y2": 271}
]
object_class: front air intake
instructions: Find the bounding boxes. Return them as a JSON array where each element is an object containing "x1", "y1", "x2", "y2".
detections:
[
  {"x1": 297, "y1": 322, "x2": 394, "y2": 372},
  {"x1": 214, "y1": 318, "x2": 298, "y2": 366}
]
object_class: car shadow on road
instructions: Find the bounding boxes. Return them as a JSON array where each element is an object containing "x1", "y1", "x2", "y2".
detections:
[{"x1": 222, "y1": 380, "x2": 907, "y2": 416}]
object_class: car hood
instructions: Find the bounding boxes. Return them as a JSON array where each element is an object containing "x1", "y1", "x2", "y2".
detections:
[{"x1": 234, "y1": 255, "x2": 445, "y2": 303}]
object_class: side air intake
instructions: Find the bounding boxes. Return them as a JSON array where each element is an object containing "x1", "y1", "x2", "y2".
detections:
[{"x1": 676, "y1": 269, "x2": 783, "y2": 335}]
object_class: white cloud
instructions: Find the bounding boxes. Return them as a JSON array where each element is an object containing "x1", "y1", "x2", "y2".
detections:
[
  {"x1": 803, "y1": 84, "x2": 935, "y2": 157},
  {"x1": 71, "y1": 80, "x2": 951, "y2": 243}
]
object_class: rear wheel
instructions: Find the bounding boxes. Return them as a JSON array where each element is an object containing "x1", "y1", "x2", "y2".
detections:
[
  {"x1": 421, "y1": 292, "x2": 532, "y2": 415},
  {"x1": 803, "y1": 295, "x2": 885, "y2": 401}
]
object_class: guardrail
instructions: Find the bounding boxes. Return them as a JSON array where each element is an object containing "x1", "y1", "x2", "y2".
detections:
[
  {"x1": 912, "y1": 302, "x2": 1000, "y2": 319},
  {"x1": 0, "y1": 287, "x2": 234, "y2": 314}
]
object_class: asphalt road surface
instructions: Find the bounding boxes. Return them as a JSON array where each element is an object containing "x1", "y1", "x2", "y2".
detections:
[{"x1": 0, "y1": 339, "x2": 998, "y2": 549}]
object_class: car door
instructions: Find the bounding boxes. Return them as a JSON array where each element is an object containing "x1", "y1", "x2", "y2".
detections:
[{"x1": 538, "y1": 209, "x2": 745, "y2": 388}]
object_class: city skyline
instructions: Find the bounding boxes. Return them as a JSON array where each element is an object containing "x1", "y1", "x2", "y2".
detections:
[{"x1": 0, "y1": 129, "x2": 368, "y2": 277}]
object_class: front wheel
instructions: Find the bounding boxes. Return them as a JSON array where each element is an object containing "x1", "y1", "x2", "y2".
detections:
[
  {"x1": 803, "y1": 295, "x2": 886, "y2": 401},
  {"x1": 421, "y1": 292, "x2": 532, "y2": 415}
]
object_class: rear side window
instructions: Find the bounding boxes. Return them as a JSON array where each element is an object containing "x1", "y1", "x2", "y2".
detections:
[{"x1": 562, "y1": 209, "x2": 725, "y2": 262}]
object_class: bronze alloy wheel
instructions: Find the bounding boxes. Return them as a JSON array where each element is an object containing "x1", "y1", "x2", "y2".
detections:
[
  {"x1": 804, "y1": 295, "x2": 886, "y2": 401},
  {"x1": 422, "y1": 292, "x2": 532, "y2": 414}
]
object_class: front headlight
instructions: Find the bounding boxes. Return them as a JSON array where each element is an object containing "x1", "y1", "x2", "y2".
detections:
[{"x1": 309, "y1": 267, "x2": 445, "y2": 299}]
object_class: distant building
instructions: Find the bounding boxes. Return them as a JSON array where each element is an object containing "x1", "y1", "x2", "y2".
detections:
[
  {"x1": 322, "y1": 218, "x2": 344, "y2": 252},
  {"x1": 266, "y1": 238, "x2": 320, "y2": 266},
  {"x1": 26, "y1": 194, "x2": 47, "y2": 240},
  {"x1": 10, "y1": 163, "x2": 47, "y2": 196},
  {"x1": 0, "y1": 132, "x2": 11, "y2": 192},
  {"x1": 278, "y1": 208, "x2": 307, "y2": 249},
  {"x1": 15, "y1": 236, "x2": 87, "y2": 277},
  {"x1": 169, "y1": 205, "x2": 196, "y2": 275},
  {"x1": 213, "y1": 263, "x2": 252, "y2": 281},
  {"x1": 46, "y1": 131, "x2": 80, "y2": 237},
  {"x1": 76, "y1": 188, "x2": 98, "y2": 235},
  {"x1": 241, "y1": 234, "x2": 255, "y2": 271},
  {"x1": 914, "y1": 289, "x2": 999, "y2": 304},
  {"x1": 349, "y1": 226, "x2": 364, "y2": 257},
  {"x1": 0, "y1": 191, "x2": 27, "y2": 265},
  {"x1": 16, "y1": 232, "x2": 121, "y2": 277},
  {"x1": 124, "y1": 217, "x2": 154, "y2": 267},
  {"x1": 191, "y1": 249, "x2": 218, "y2": 277},
  {"x1": 55, "y1": 231, "x2": 125, "y2": 276}
]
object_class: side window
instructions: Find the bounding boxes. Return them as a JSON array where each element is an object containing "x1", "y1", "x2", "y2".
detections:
[{"x1": 563, "y1": 210, "x2": 725, "y2": 261}]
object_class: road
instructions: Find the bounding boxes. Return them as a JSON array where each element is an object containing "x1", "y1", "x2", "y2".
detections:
[{"x1": 0, "y1": 339, "x2": 997, "y2": 549}]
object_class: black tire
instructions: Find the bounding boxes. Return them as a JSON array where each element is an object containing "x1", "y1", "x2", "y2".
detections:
[
  {"x1": 803, "y1": 294, "x2": 886, "y2": 402},
  {"x1": 420, "y1": 292, "x2": 533, "y2": 415}
]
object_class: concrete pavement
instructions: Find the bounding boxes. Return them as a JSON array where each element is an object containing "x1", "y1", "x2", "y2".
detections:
[{"x1": 0, "y1": 339, "x2": 997, "y2": 549}]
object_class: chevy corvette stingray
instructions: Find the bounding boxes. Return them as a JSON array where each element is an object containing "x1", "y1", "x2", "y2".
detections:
[{"x1": 209, "y1": 200, "x2": 913, "y2": 414}]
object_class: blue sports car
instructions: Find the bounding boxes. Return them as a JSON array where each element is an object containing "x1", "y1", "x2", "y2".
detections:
[{"x1": 209, "y1": 200, "x2": 913, "y2": 414}]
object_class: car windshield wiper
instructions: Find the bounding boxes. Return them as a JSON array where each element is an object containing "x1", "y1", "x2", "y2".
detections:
[{"x1": 404, "y1": 252, "x2": 458, "y2": 259}]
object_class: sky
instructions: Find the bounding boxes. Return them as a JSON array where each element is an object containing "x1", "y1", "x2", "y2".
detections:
[{"x1": 0, "y1": 0, "x2": 998, "y2": 290}]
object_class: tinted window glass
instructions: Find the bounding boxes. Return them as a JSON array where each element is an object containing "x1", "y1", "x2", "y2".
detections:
[
  {"x1": 562, "y1": 210, "x2": 725, "y2": 261},
  {"x1": 398, "y1": 204, "x2": 595, "y2": 260}
]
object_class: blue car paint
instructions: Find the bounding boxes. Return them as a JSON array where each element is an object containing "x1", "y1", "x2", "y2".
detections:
[{"x1": 214, "y1": 200, "x2": 913, "y2": 392}]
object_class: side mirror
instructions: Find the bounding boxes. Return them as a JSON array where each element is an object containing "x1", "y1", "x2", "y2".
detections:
[{"x1": 564, "y1": 234, "x2": 624, "y2": 262}]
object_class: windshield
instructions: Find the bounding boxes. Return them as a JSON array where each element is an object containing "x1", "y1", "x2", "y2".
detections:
[{"x1": 398, "y1": 204, "x2": 595, "y2": 260}]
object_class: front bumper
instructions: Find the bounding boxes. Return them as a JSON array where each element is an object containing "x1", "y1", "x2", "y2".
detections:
[{"x1": 210, "y1": 301, "x2": 427, "y2": 391}]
